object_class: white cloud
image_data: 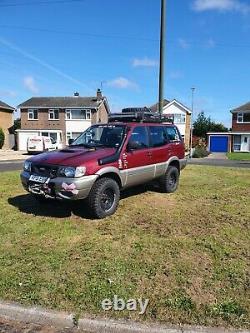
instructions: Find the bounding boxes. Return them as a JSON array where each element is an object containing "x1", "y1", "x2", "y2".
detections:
[
  {"x1": 178, "y1": 38, "x2": 190, "y2": 49},
  {"x1": 192, "y1": 0, "x2": 250, "y2": 14},
  {"x1": 23, "y1": 76, "x2": 39, "y2": 94},
  {"x1": 132, "y1": 57, "x2": 158, "y2": 67},
  {"x1": 107, "y1": 77, "x2": 138, "y2": 90}
]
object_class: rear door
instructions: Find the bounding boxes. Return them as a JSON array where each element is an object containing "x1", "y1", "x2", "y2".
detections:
[
  {"x1": 148, "y1": 125, "x2": 171, "y2": 177},
  {"x1": 164, "y1": 126, "x2": 185, "y2": 159},
  {"x1": 123, "y1": 126, "x2": 154, "y2": 187}
]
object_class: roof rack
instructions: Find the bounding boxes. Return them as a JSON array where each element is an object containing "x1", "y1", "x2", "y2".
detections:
[{"x1": 108, "y1": 108, "x2": 173, "y2": 124}]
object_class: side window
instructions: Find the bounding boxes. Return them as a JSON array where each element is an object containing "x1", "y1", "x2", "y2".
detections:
[
  {"x1": 127, "y1": 126, "x2": 149, "y2": 150},
  {"x1": 149, "y1": 126, "x2": 168, "y2": 147},
  {"x1": 165, "y1": 126, "x2": 181, "y2": 142}
]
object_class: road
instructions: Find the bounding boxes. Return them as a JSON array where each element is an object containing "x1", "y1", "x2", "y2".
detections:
[
  {"x1": 0, "y1": 160, "x2": 24, "y2": 172},
  {"x1": 188, "y1": 158, "x2": 250, "y2": 168}
]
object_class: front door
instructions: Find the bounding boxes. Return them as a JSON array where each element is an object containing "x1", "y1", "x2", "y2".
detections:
[
  {"x1": 241, "y1": 135, "x2": 250, "y2": 152},
  {"x1": 122, "y1": 126, "x2": 154, "y2": 187}
]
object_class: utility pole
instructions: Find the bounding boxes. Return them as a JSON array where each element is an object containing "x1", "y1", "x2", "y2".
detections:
[
  {"x1": 158, "y1": 0, "x2": 166, "y2": 117},
  {"x1": 190, "y1": 87, "x2": 195, "y2": 158}
]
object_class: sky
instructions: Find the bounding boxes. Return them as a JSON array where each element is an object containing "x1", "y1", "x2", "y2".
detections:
[{"x1": 1, "y1": 0, "x2": 250, "y2": 127}]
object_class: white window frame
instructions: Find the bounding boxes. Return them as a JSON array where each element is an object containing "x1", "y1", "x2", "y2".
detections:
[
  {"x1": 174, "y1": 113, "x2": 186, "y2": 124},
  {"x1": 65, "y1": 109, "x2": 91, "y2": 120},
  {"x1": 237, "y1": 112, "x2": 250, "y2": 123},
  {"x1": 28, "y1": 109, "x2": 38, "y2": 120},
  {"x1": 237, "y1": 113, "x2": 243, "y2": 123},
  {"x1": 48, "y1": 109, "x2": 59, "y2": 120}
]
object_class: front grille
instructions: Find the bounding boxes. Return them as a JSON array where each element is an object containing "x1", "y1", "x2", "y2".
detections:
[{"x1": 31, "y1": 164, "x2": 58, "y2": 179}]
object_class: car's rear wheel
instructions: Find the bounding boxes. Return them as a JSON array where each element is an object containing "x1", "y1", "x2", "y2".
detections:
[
  {"x1": 159, "y1": 165, "x2": 179, "y2": 193},
  {"x1": 87, "y1": 177, "x2": 120, "y2": 219}
]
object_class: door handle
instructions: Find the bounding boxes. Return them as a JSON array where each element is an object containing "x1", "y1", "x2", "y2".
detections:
[{"x1": 147, "y1": 152, "x2": 152, "y2": 157}]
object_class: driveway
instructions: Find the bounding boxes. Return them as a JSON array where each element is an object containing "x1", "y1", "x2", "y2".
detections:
[{"x1": 205, "y1": 153, "x2": 228, "y2": 159}]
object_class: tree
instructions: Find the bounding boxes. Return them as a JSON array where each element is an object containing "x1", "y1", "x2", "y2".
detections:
[
  {"x1": 9, "y1": 118, "x2": 21, "y2": 134},
  {"x1": 14, "y1": 118, "x2": 21, "y2": 131},
  {"x1": 0, "y1": 128, "x2": 5, "y2": 149},
  {"x1": 193, "y1": 112, "x2": 228, "y2": 138}
]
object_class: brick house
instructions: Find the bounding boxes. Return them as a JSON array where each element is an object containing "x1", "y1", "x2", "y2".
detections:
[
  {"x1": 17, "y1": 90, "x2": 110, "y2": 150},
  {"x1": 0, "y1": 100, "x2": 15, "y2": 149},
  {"x1": 207, "y1": 101, "x2": 250, "y2": 153},
  {"x1": 150, "y1": 99, "x2": 192, "y2": 148},
  {"x1": 230, "y1": 102, "x2": 250, "y2": 152}
]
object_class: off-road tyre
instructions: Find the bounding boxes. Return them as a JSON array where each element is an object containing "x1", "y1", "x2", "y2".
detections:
[
  {"x1": 159, "y1": 165, "x2": 179, "y2": 193},
  {"x1": 87, "y1": 177, "x2": 120, "y2": 219}
]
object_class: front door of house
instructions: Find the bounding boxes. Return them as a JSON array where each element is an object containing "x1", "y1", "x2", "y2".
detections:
[{"x1": 241, "y1": 135, "x2": 250, "y2": 152}]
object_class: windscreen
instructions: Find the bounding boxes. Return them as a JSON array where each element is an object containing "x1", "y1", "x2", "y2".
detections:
[{"x1": 71, "y1": 124, "x2": 126, "y2": 148}]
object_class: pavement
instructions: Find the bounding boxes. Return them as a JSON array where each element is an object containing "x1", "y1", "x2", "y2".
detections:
[{"x1": 0, "y1": 150, "x2": 27, "y2": 161}]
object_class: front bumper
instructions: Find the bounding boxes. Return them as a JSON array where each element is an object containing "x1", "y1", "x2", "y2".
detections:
[{"x1": 21, "y1": 171, "x2": 98, "y2": 200}]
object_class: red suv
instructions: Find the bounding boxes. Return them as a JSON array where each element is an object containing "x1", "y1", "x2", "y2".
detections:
[{"x1": 21, "y1": 113, "x2": 187, "y2": 218}]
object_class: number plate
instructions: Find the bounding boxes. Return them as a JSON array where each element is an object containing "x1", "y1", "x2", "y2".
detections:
[{"x1": 29, "y1": 175, "x2": 48, "y2": 184}]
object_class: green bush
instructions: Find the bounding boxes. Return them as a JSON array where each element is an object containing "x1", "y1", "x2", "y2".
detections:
[
  {"x1": 193, "y1": 145, "x2": 209, "y2": 158},
  {"x1": 0, "y1": 128, "x2": 5, "y2": 149}
]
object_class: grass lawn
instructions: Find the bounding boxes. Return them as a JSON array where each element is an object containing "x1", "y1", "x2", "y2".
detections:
[
  {"x1": 0, "y1": 166, "x2": 249, "y2": 329},
  {"x1": 227, "y1": 152, "x2": 250, "y2": 161}
]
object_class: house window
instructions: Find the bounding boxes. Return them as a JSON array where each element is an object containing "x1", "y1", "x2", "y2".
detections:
[
  {"x1": 174, "y1": 114, "x2": 186, "y2": 123},
  {"x1": 65, "y1": 109, "x2": 91, "y2": 120},
  {"x1": 237, "y1": 112, "x2": 250, "y2": 123},
  {"x1": 28, "y1": 109, "x2": 38, "y2": 120},
  {"x1": 48, "y1": 109, "x2": 59, "y2": 120},
  {"x1": 66, "y1": 132, "x2": 82, "y2": 143}
]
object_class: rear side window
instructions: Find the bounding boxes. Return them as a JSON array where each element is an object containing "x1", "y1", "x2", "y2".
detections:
[
  {"x1": 165, "y1": 126, "x2": 181, "y2": 142},
  {"x1": 128, "y1": 126, "x2": 149, "y2": 149},
  {"x1": 149, "y1": 126, "x2": 168, "y2": 147}
]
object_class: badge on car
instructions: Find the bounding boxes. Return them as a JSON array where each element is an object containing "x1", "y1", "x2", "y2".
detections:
[{"x1": 29, "y1": 175, "x2": 48, "y2": 184}]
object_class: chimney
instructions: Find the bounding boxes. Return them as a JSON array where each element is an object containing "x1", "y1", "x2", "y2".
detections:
[
  {"x1": 74, "y1": 92, "x2": 79, "y2": 97},
  {"x1": 97, "y1": 88, "x2": 102, "y2": 101}
]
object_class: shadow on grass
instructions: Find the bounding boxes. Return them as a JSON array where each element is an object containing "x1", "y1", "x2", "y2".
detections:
[{"x1": 8, "y1": 183, "x2": 161, "y2": 220}]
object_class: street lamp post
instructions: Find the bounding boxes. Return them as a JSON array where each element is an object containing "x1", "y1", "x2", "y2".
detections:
[
  {"x1": 158, "y1": 0, "x2": 166, "y2": 117},
  {"x1": 190, "y1": 87, "x2": 195, "y2": 158}
]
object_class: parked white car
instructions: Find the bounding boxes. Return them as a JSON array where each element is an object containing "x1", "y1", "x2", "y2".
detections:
[{"x1": 27, "y1": 136, "x2": 59, "y2": 154}]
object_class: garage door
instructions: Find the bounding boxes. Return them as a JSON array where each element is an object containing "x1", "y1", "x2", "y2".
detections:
[
  {"x1": 18, "y1": 132, "x2": 38, "y2": 151},
  {"x1": 210, "y1": 136, "x2": 229, "y2": 152}
]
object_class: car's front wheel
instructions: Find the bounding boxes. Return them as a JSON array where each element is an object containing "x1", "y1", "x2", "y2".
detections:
[
  {"x1": 159, "y1": 165, "x2": 180, "y2": 193},
  {"x1": 87, "y1": 177, "x2": 120, "y2": 219}
]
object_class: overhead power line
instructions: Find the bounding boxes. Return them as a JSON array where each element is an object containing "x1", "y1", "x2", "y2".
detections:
[
  {"x1": 0, "y1": 25, "x2": 159, "y2": 42},
  {"x1": 1, "y1": 25, "x2": 250, "y2": 49},
  {"x1": 0, "y1": 0, "x2": 84, "y2": 7}
]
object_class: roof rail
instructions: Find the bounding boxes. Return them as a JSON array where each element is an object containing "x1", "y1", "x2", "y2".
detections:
[{"x1": 108, "y1": 110, "x2": 173, "y2": 124}]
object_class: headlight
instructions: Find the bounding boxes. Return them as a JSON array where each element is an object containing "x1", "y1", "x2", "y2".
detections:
[
  {"x1": 59, "y1": 166, "x2": 86, "y2": 178},
  {"x1": 75, "y1": 166, "x2": 86, "y2": 178},
  {"x1": 23, "y1": 161, "x2": 32, "y2": 172}
]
